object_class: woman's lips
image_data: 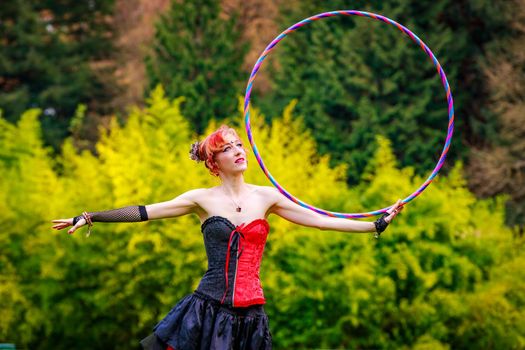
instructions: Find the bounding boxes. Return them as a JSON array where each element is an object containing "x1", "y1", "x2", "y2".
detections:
[{"x1": 235, "y1": 158, "x2": 245, "y2": 163}]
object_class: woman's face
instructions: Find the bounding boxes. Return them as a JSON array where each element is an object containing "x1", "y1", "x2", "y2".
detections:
[{"x1": 214, "y1": 134, "x2": 247, "y2": 175}]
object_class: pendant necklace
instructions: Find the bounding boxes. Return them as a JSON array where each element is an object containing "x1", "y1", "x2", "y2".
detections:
[{"x1": 223, "y1": 187, "x2": 255, "y2": 213}]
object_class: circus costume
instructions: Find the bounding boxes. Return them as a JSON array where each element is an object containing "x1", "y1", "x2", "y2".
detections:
[{"x1": 140, "y1": 216, "x2": 272, "y2": 350}]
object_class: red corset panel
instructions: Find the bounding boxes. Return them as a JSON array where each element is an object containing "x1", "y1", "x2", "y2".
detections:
[{"x1": 222, "y1": 218, "x2": 270, "y2": 307}]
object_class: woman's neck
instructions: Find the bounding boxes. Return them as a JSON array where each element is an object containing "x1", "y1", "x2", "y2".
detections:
[{"x1": 219, "y1": 174, "x2": 248, "y2": 196}]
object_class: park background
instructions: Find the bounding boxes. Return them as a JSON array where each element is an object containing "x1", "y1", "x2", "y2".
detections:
[{"x1": 1, "y1": 0, "x2": 524, "y2": 349}]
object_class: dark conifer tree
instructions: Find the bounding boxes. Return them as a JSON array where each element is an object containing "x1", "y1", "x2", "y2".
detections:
[
  {"x1": 266, "y1": 0, "x2": 505, "y2": 184},
  {"x1": 146, "y1": 0, "x2": 249, "y2": 133},
  {"x1": 0, "y1": 0, "x2": 117, "y2": 149}
]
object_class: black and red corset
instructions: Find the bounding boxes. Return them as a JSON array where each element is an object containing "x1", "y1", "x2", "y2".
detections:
[{"x1": 196, "y1": 216, "x2": 269, "y2": 307}]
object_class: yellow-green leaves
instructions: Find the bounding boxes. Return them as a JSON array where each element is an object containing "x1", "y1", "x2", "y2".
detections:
[{"x1": 0, "y1": 90, "x2": 522, "y2": 349}]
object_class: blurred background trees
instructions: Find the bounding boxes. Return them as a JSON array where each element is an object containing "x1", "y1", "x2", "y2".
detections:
[
  {"x1": 145, "y1": 0, "x2": 248, "y2": 133},
  {"x1": 2, "y1": 0, "x2": 522, "y2": 227},
  {"x1": 155, "y1": 0, "x2": 525, "y2": 230},
  {"x1": 0, "y1": 0, "x2": 118, "y2": 150},
  {"x1": 465, "y1": 0, "x2": 525, "y2": 229},
  {"x1": 1, "y1": 90, "x2": 523, "y2": 349}
]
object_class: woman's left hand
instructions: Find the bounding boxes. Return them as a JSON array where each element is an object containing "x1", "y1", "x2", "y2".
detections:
[{"x1": 384, "y1": 199, "x2": 404, "y2": 223}]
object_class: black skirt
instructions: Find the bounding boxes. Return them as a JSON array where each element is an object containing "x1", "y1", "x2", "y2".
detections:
[{"x1": 140, "y1": 291, "x2": 272, "y2": 350}]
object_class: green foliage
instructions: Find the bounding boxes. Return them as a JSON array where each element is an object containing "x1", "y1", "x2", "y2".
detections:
[
  {"x1": 146, "y1": 0, "x2": 249, "y2": 133},
  {"x1": 465, "y1": 0, "x2": 525, "y2": 230},
  {"x1": 263, "y1": 0, "x2": 510, "y2": 185},
  {"x1": 0, "y1": 90, "x2": 523, "y2": 349},
  {"x1": 263, "y1": 1, "x2": 459, "y2": 184},
  {"x1": 0, "y1": 0, "x2": 117, "y2": 149},
  {"x1": 263, "y1": 135, "x2": 523, "y2": 349}
]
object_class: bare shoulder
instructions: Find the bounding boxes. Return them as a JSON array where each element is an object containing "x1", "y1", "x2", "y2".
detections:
[
  {"x1": 248, "y1": 184, "x2": 271, "y2": 193},
  {"x1": 252, "y1": 185, "x2": 282, "y2": 202},
  {"x1": 176, "y1": 188, "x2": 213, "y2": 201}
]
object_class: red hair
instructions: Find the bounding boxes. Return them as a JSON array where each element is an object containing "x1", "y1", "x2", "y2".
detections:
[{"x1": 197, "y1": 125, "x2": 241, "y2": 176}]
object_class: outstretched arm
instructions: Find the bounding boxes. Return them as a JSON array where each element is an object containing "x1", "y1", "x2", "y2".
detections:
[
  {"x1": 144, "y1": 189, "x2": 202, "y2": 220},
  {"x1": 52, "y1": 189, "x2": 203, "y2": 234},
  {"x1": 267, "y1": 187, "x2": 403, "y2": 234}
]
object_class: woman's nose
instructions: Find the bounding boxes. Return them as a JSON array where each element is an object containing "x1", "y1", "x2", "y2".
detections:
[{"x1": 234, "y1": 145, "x2": 244, "y2": 154}]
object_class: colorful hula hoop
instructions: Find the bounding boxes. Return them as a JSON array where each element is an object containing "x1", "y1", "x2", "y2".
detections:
[{"x1": 243, "y1": 10, "x2": 455, "y2": 219}]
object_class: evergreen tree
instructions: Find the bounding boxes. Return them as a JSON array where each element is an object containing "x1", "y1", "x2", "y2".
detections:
[
  {"x1": 0, "y1": 0, "x2": 117, "y2": 149},
  {"x1": 466, "y1": 0, "x2": 525, "y2": 230},
  {"x1": 146, "y1": 0, "x2": 249, "y2": 133},
  {"x1": 264, "y1": 0, "x2": 506, "y2": 184}
]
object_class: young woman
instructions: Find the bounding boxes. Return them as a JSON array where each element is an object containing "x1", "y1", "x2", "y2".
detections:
[{"x1": 52, "y1": 125, "x2": 403, "y2": 350}]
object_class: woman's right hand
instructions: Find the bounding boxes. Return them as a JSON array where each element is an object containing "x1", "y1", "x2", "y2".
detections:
[{"x1": 52, "y1": 217, "x2": 86, "y2": 234}]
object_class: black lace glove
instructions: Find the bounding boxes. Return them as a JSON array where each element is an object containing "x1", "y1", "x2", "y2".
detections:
[
  {"x1": 373, "y1": 212, "x2": 390, "y2": 238},
  {"x1": 73, "y1": 205, "x2": 149, "y2": 225}
]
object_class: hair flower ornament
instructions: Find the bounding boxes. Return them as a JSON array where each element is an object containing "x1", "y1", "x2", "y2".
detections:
[{"x1": 189, "y1": 141, "x2": 203, "y2": 162}]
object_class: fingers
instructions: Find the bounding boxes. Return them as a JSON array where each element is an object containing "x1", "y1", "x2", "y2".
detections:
[
  {"x1": 52, "y1": 223, "x2": 69, "y2": 230},
  {"x1": 67, "y1": 225, "x2": 78, "y2": 235},
  {"x1": 51, "y1": 219, "x2": 71, "y2": 230},
  {"x1": 51, "y1": 218, "x2": 85, "y2": 234},
  {"x1": 385, "y1": 200, "x2": 405, "y2": 223},
  {"x1": 67, "y1": 219, "x2": 86, "y2": 235},
  {"x1": 52, "y1": 218, "x2": 73, "y2": 224},
  {"x1": 390, "y1": 200, "x2": 404, "y2": 213}
]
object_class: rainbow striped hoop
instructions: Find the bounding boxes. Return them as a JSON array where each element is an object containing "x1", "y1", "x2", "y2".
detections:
[{"x1": 243, "y1": 10, "x2": 455, "y2": 218}]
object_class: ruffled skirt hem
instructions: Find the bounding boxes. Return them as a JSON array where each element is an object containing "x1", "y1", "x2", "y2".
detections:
[{"x1": 140, "y1": 291, "x2": 272, "y2": 350}]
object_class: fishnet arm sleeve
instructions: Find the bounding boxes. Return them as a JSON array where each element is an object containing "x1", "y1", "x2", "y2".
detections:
[{"x1": 73, "y1": 206, "x2": 148, "y2": 225}]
